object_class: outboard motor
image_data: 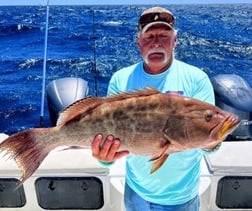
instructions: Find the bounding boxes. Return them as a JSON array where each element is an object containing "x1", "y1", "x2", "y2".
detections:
[
  {"x1": 211, "y1": 74, "x2": 252, "y2": 140},
  {"x1": 46, "y1": 77, "x2": 89, "y2": 126}
]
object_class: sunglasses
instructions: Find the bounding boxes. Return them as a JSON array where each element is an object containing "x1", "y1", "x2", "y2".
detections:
[{"x1": 138, "y1": 12, "x2": 175, "y2": 31}]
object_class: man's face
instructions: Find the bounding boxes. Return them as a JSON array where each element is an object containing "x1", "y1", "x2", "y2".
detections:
[{"x1": 137, "y1": 25, "x2": 177, "y2": 74}]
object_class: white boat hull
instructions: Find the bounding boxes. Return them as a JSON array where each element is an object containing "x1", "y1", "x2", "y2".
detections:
[{"x1": 1, "y1": 133, "x2": 252, "y2": 211}]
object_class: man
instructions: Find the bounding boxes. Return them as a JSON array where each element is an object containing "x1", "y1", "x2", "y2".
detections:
[{"x1": 92, "y1": 6, "x2": 219, "y2": 211}]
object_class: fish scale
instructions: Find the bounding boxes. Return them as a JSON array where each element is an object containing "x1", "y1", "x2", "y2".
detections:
[{"x1": 0, "y1": 88, "x2": 240, "y2": 184}]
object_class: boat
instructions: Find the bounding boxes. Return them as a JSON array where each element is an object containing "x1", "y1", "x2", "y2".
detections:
[
  {"x1": 1, "y1": 2, "x2": 252, "y2": 211},
  {"x1": 2, "y1": 73, "x2": 252, "y2": 211}
]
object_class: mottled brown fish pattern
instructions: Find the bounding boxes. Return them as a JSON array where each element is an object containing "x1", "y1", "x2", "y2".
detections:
[{"x1": 0, "y1": 88, "x2": 240, "y2": 183}]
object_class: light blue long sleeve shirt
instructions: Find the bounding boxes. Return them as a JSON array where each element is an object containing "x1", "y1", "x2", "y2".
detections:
[{"x1": 107, "y1": 59, "x2": 215, "y2": 205}]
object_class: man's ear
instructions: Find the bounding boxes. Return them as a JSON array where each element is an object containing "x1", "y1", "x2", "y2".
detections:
[
  {"x1": 136, "y1": 36, "x2": 140, "y2": 48},
  {"x1": 173, "y1": 36, "x2": 177, "y2": 48}
]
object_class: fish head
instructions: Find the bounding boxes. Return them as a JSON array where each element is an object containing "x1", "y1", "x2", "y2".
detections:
[{"x1": 163, "y1": 95, "x2": 241, "y2": 149}]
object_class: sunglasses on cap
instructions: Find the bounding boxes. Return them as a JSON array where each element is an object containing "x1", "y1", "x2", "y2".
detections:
[{"x1": 138, "y1": 12, "x2": 175, "y2": 31}]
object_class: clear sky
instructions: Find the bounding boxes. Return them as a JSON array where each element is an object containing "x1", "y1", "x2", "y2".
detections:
[{"x1": 1, "y1": 0, "x2": 251, "y2": 6}]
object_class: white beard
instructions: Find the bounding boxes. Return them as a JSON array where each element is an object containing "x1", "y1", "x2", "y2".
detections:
[{"x1": 143, "y1": 47, "x2": 169, "y2": 65}]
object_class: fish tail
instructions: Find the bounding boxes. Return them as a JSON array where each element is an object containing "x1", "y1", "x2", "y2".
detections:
[{"x1": 0, "y1": 128, "x2": 54, "y2": 184}]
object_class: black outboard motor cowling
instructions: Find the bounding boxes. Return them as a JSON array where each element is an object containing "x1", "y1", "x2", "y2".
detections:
[
  {"x1": 46, "y1": 77, "x2": 89, "y2": 126},
  {"x1": 211, "y1": 74, "x2": 252, "y2": 140}
]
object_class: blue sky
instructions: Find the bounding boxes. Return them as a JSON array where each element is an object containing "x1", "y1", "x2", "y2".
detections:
[{"x1": 1, "y1": 0, "x2": 251, "y2": 5}]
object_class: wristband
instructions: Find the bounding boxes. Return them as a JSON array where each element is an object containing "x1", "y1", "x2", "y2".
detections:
[
  {"x1": 202, "y1": 143, "x2": 221, "y2": 153},
  {"x1": 98, "y1": 160, "x2": 114, "y2": 168}
]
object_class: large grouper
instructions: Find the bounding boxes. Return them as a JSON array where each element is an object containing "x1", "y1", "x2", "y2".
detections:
[{"x1": 0, "y1": 88, "x2": 240, "y2": 183}]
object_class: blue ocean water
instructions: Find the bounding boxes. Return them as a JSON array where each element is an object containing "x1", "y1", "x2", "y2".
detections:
[{"x1": 0, "y1": 4, "x2": 251, "y2": 134}]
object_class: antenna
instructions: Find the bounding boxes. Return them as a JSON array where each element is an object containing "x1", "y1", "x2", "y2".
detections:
[
  {"x1": 92, "y1": 9, "x2": 98, "y2": 97},
  {"x1": 40, "y1": 0, "x2": 50, "y2": 126}
]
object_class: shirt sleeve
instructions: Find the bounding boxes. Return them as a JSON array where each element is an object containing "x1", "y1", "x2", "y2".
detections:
[
  {"x1": 192, "y1": 74, "x2": 215, "y2": 105},
  {"x1": 107, "y1": 72, "x2": 121, "y2": 96}
]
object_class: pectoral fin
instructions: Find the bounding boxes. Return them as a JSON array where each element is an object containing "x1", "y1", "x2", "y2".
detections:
[
  {"x1": 150, "y1": 153, "x2": 169, "y2": 174},
  {"x1": 149, "y1": 154, "x2": 163, "y2": 162},
  {"x1": 149, "y1": 140, "x2": 170, "y2": 173}
]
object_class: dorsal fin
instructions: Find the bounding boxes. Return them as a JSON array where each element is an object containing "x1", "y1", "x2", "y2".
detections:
[
  {"x1": 56, "y1": 96, "x2": 103, "y2": 125},
  {"x1": 105, "y1": 87, "x2": 160, "y2": 101},
  {"x1": 56, "y1": 87, "x2": 160, "y2": 125}
]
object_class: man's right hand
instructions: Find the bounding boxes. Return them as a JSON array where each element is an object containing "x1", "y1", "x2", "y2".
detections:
[{"x1": 91, "y1": 134, "x2": 129, "y2": 163}]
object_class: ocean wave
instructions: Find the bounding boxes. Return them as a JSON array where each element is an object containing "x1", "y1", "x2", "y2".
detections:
[
  {"x1": 1, "y1": 4, "x2": 251, "y2": 134},
  {"x1": 17, "y1": 57, "x2": 93, "y2": 69},
  {"x1": 101, "y1": 20, "x2": 123, "y2": 26},
  {"x1": 0, "y1": 23, "x2": 41, "y2": 36},
  {"x1": 18, "y1": 58, "x2": 42, "y2": 69},
  {"x1": 178, "y1": 32, "x2": 252, "y2": 59},
  {"x1": 0, "y1": 102, "x2": 40, "y2": 134}
]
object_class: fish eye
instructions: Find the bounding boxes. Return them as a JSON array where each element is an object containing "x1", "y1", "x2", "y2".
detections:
[{"x1": 204, "y1": 110, "x2": 213, "y2": 122}]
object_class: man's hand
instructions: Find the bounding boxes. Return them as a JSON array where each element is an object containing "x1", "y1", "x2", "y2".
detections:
[{"x1": 91, "y1": 134, "x2": 129, "y2": 163}]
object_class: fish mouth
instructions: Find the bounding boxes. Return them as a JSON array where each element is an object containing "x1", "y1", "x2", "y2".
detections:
[{"x1": 210, "y1": 114, "x2": 241, "y2": 141}]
